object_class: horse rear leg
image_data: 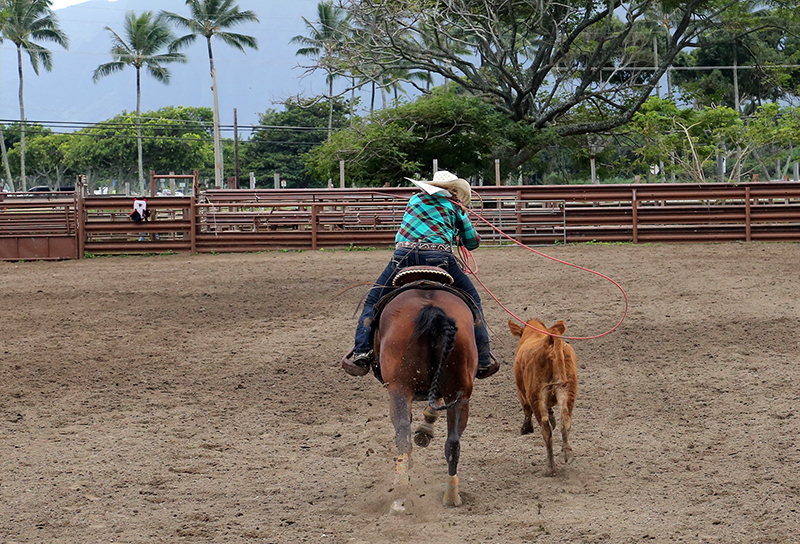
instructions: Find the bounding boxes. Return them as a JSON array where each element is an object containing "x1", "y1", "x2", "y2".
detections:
[
  {"x1": 387, "y1": 386, "x2": 414, "y2": 485},
  {"x1": 443, "y1": 400, "x2": 469, "y2": 506},
  {"x1": 414, "y1": 402, "x2": 439, "y2": 448}
]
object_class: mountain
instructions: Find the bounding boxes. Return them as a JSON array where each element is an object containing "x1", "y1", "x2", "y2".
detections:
[{"x1": 0, "y1": 0, "x2": 329, "y2": 134}]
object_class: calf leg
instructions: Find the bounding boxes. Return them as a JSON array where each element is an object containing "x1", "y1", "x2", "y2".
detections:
[
  {"x1": 534, "y1": 399, "x2": 556, "y2": 476},
  {"x1": 558, "y1": 389, "x2": 575, "y2": 464},
  {"x1": 520, "y1": 403, "x2": 534, "y2": 435}
]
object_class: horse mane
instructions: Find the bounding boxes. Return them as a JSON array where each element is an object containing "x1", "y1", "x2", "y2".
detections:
[{"x1": 411, "y1": 305, "x2": 460, "y2": 411}]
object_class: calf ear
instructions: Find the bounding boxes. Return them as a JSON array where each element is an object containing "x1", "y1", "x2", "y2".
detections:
[
  {"x1": 550, "y1": 320, "x2": 566, "y2": 336},
  {"x1": 508, "y1": 319, "x2": 523, "y2": 337}
]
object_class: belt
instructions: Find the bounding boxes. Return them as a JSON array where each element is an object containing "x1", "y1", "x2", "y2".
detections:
[{"x1": 395, "y1": 241, "x2": 452, "y2": 253}]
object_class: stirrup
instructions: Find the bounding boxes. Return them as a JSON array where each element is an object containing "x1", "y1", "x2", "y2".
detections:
[
  {"x1": 476, "y1": 351, "x2": 500, "y2": 379},
  {"x1": 341, "y1": 349, "x2": 373, "y2": 377}
]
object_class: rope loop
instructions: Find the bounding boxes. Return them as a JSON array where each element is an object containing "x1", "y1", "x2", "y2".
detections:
[{"x1": 459, "y1": 198, "x2": 628, "y2": 341}]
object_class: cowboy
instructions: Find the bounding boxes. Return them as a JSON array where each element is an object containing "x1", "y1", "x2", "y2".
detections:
[
  {"x1": 130, "y1": 197, "x2": 149, "y2": 223},
  {"x1": 341, "y1": 170, "x2": 500, "y2": 379}
]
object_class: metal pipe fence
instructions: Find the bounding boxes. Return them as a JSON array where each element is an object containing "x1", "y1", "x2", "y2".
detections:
[{"x1": 2, "y1": 181, "x2": 800, "y2": 260}]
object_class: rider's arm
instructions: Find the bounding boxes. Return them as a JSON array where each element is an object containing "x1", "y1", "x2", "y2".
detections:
[{"x1": 456, "y1": 206, "x2": 480, "y2": 250}]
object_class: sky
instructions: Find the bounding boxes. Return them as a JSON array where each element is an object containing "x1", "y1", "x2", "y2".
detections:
[{"x1": 51, "y1": 0, "x2": 117, "y2": 7}]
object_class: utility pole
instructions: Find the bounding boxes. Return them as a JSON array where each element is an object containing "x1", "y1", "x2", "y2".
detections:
[{"x1": 234, "y1": 109, "x2": 240, "y2": 187}]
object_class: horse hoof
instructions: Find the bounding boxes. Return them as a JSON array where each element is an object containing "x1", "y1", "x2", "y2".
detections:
[
  {"x1": 390, "y1": 499, "x2": 406, "y2": 515},
  {"x1": 442, "y1": 493, "x2": 462, "y2": 507},
  {"x1": 414, "y1": 430, "x2": 432, "y2": 448}
]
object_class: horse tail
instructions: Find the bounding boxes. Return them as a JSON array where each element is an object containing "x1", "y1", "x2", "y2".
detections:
[{"x1": 411, "y1": 305, "x2": 459, "y2": 411}]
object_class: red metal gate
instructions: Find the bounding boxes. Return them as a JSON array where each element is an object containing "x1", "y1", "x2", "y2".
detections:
[{"x1": 0, "y1": 192, "x2": 79, "y2": 260}]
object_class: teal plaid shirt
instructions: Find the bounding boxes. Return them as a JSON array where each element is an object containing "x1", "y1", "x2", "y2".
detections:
[{"x1": 395, "y1": 193, "x2": 480, "y2": 250}]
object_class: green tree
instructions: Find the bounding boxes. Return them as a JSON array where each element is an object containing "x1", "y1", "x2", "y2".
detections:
[
  {"x1": 0, "y1": 0, "x2": 68, "y2": 190},
  {"x1": 93, "y1": 11, "x2": 187, "y2": 192},
  {"x1": 334, "y1": 0, "x2": 793, "y2": 171},
  {"x1": 291, "y1": 1, "x2": 351, "y2": 139},
  {"x1": 305, "y1": 89, "x2": 513, "y2": 186},
  {"x1": 63, "y1": 107, "x2": 214, "y2": 191},
  {"x1": 672, "y1": 2, "x2": 800, "y2": 112},
  {"x1": 6, "y1": 131, "x2": 71, "y2": 187},
  {"x1": 161, "y1": 0, "x2": 259, "y2": 189},
  {"x1": 242, "y1": 97, "x2": 347, "y2": 188}
]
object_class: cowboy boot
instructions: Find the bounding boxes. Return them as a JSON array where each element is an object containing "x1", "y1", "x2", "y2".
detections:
[{"x1": 341, "y1": 348, "x2": 373, "y2": 377}]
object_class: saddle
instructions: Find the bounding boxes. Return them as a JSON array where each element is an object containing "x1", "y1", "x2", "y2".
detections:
[{"x1": 368, "y1": 266, "x2": 480, "y2": 386}]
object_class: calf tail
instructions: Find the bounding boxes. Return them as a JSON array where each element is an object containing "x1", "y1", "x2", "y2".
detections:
[
  {"x1": 550, "y1": 321, "x2": 569, "y2": 386},
  {"x1": 412, "y1": 305, "x2": 458, "y2": 411}
]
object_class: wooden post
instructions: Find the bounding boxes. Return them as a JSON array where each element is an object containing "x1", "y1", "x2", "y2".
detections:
[
  {"x1": 433, "y1": 159, "x2": 438, "y2": 174},
  {"x1": 150, "y1": 170, "x2": 156, "y2": 197},
  {"x1": 339, "y1": 160, "x2": 345, "y2": 188},
  {"x1": 250, "y1": 172, "x2": 256, "y2": 190},
  {"x1": 274, "y1": 173, "x2": 280, "y2": 190},
  {"x1": 169, "y1": 171, "x2": 176, "y2": 195},
  {"x1": 632, "y1": 189, "x2": 639, "y2": 243},
  {"x1": 495, "y1": 159, "x2": 501, "y2": 186}
]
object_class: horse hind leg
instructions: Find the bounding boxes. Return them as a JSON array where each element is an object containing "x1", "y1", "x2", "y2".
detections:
[
  {"x1": 442, "y1": 400, "x2": 468, "y2": 507},
  {"x1": 414, "y1": 402, "x2": 439, "y2": 448}
]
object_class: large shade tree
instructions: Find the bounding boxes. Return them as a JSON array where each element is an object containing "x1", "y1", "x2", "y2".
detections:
[
  {"x1": 93, "y1": 11, "x2": 187, "y2": 191},
  {"x1": 0, "y1": 0, "x2": 68, "y2": 190},
  {"x1": 161, "y1": 0, "x2": 258, "y2": 189},
  {"x1": 333, "y1": 0, "x2": 796, "y2": 170}
]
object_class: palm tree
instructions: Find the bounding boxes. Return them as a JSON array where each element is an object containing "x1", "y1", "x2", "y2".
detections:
[
  {"x1": 0, "y1": 0, "x2": 68, "y2": 191},
  {"x1": 0, "y1": 3, "x2": 15, "y2": 190},
  {"x1": 291, "y1": 1, "x2": 351, "y2": 139},
  {"x1": 161, "y1": 0, "x2": 258, "y2": 189},
  {"x1": 93, "y1": 11, "x2": 186, "y2": 191}
]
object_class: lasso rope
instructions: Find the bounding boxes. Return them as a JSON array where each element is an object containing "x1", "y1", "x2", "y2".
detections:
[{"x1": 455, "y1": 194, "x2": 628, "y2": 341}]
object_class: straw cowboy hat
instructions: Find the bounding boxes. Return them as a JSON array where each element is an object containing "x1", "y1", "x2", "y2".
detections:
[{"x1": 406, "y1": 170, "x2": 472, "y2": 206}]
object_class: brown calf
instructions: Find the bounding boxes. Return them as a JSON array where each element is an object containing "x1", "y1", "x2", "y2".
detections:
[{"x1": 508, "y1": 318, "x2": 578, "y2": 476}]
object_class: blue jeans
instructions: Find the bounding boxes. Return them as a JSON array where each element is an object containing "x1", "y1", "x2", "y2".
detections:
[{"x1": 353, "y1": 248, "x2": 491, "y2": 362}]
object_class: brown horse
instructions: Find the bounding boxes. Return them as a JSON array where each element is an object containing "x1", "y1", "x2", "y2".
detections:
[{"x1": 372, "y1": 284, "x2": 478, "y2": 512}]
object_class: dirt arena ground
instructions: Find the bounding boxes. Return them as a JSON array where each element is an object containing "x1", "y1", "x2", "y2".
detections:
[{"x1": 1, "y1": 243, "x2": 799, "y2": 543}]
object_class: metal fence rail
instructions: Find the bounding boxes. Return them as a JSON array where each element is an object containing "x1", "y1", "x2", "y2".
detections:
[
  {"x1": 0, "y1": 193, "x2": 79, "y2": 260},
  {"x1": 2, "y1": 181, "x2": 800, "y2": 260}
]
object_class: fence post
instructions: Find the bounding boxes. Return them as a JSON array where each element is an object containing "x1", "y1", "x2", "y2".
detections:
[
  {"x1": 495, "y1": 159, "x2": 501, "y2": 186},
  {"x1": 274, "y1": 173, "x2": 280, "y2": 190},
  {"x1": 77, "y1": 175, "x2": 86, "y2": 259},
  {"x1": 190, "y1": 170, "x2": 199, "y2": 254},
  {"x1": 745, "y1": 186, "x2": 751, "y2": 242},
  {"x1": 150, "y1": 171, "x2": 156, "y2": 197},
  {"x1": 339, "y1": 160, "x2": 345, "y2": 188},
  {"x1": 250, "y1": 172, "x2": 256, "y2": 190},
  {"x1": 632, "y1": 189, "x2": 638, "y2": 243},
  {"x1": 311, "y1": 204, "x2": 319, "y2": 250}
]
